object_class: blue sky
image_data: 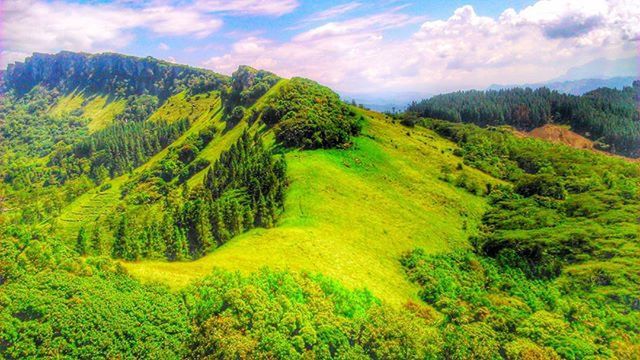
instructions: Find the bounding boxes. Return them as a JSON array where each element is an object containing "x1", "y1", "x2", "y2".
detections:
[{"x1": 2, "y1": 0, "x2": 638, "y2": 97}]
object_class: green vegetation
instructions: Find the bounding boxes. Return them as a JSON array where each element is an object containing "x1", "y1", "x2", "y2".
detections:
[
  {"x1": 125, "y1": 112, "x2": 493, "y2": 304},
  {"x1": 1, "y1": 51, "x2": 638, "y2": 359},
  {"x1": 109, "y1": 131, "x2": 287, "y2": 261},
  {"x1": 402, "y1": 118, "x2": 640, "y2": 357},
  {"x1": 262, "y1": 77, "x2": 363, "y2": 149},
  {"x1": 407, "y1": 82, "x2": 640, "y2": 157},
  {"x1": 186, "y1": 269, "x2": 442, "y2": 359}
]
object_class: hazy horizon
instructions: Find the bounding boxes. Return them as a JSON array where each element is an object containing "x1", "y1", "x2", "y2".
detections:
[{"x1": 2, "y1": 0, "x2": 639, "y2": 96}]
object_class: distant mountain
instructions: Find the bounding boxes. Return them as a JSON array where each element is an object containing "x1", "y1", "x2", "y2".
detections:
[
  {"x1": 342, "y1": 91, "x2": 425, "y2": 113},
  {"x1": 557, "y1": 57, "x2": 637, "y2": 81},
  {"x1": 488, "y1": 76, "x2": 637, "y2": 95},
  {"x1": 2, "y1": 51, "x2": 227, "y2": 98}
]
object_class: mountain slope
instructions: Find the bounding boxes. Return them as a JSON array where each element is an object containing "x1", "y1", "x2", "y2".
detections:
[
  {"x1": 2, "y1": 51, "x2": 638, "y2": 358},
  {"x1": 53, "y1": 90, "x2": 224, "y2": 241},
  {"x1": 125, "y1": 110, "x2": 497, "y2": 304}
]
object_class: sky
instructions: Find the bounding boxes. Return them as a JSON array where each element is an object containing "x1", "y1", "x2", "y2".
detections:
[{"x1": 1, "y1": 0, "x2": 639, "y2": 98}]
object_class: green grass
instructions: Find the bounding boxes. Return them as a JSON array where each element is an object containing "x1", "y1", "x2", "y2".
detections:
[
  {"x1": 124, "y1": 112, "x2": 499, "y2": 305},
  {"x1": 48, "y1": 91, "x2": 126, "y2": 132},
  {"x1": 84, "y1": 96, "x2": 126, "y2": 132}
]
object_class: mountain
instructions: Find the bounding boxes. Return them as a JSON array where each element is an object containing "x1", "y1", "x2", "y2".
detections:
[
  {"x1": 1, "y1": 52, "x2": 639, "y2": 359},
  {"x1": 557, "y1": 56, "x2": 638, "y2": 81},
  {"x1": 3, "y1": 51, "x2": 227, "y2": 98},
  {"x1": 408, "y1": 85, "x2": 640, "y2": 158},
  {"x1": 488, "y1": 76, "x2": 637, "y2": 95}
]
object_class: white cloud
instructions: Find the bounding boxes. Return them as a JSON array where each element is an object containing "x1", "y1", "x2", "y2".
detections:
[
  {"x1": 1, "y1": 0, "x2": 224, "y2": 67},
  {"x1": 194, "y1": 0, "x2": 298, "y2": 16},
  {"x1": 158, "y1": 43, "x2": 170, "y2": 51},
  {"x1": 305, "y1": 2, "x2": 362, "y2": 22},
  {"x1": 1, "y1": 0, "x2": 299, "y2": 68},
  {"x1": 204, "y1": 0, "x2": 639, "y2": 94}
]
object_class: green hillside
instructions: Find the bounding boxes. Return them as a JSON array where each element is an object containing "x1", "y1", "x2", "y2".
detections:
[
  {"x1": 125, "y1": 110, "x2": 495, "y2": 305},
  {"x1": 1, "y1": 52, "x2": 638, "y2": 359},
  {"x1": 54, "y1": 90, "x2": 224, "y2": 241}
]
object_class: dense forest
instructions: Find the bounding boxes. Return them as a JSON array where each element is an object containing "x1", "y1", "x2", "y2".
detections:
[
  {"x1": 1, "y1": 52, "x2": 638, "y2": 359},
  {"x1": 407, "y1": 83, "x2": 640, "y2": 157}
]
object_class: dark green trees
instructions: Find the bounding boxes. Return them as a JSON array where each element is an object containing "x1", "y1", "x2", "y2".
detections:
[
  {"x1": 261, "y1": 78, "x2": 362, "y2": 149},
  {"x1": 407, "y1": 83, "x2": 640, "y2": 157},
  {"x1": 173, "y1": 130, "x2": 286, "y2": 258},
  {"x1": 71, "y1": 119, "x2": 189, "y2": 179},
  {"x1": 75, "y1": 226, "x2": 89, "y2": 255}
]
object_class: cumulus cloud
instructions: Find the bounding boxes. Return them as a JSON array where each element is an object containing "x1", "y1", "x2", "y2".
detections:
[
  {"x1": 204, "y1": 0, "x2": 640, "y2": 94},
  {"x1": 1, "y1": 0, "x2": 223, "y2": 67},
  {"x1": 0, "y1": 0, "x2": 298, "y2": 68}
]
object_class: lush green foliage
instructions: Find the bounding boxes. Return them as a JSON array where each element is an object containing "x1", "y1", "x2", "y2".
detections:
[
  {"x1": 401, "y1": 249, "x2": 639, "y2": 359},
  {"x1": 121, "y1": 124, "x2": 215, "y2": 203},
  {"x1": 2, "y1": 51, "x2": 639, "y2": 359},
  {"x1": 402, "y1": 118, "x2": 640, "y2": 357},
  {"x1": 262, "y1": 78, "x2": 362, "y2": 149},
  {"x1": 0, "y1": 229, "x2": 188, "y2": 359},
  {"x1": 222, "y1": 65, "x2": 280, "y2": 108},
  {"x1": 185, "y1": 269, "x2": 442, "y2": 359},
  {"x1": 58, "y1": 118, "x2": 188, "y2": 181},
  {"x1": 108, "y1": 131, "x2": 287, "y2": 261},
  {"x1": 421, "y1": 118, "x2": 639, "y2": 279},
  {"x1": 408, "y1": 82, "x2": 640, "y2": 157},
  {"x1": 114, "y1": 94, "x2": 159, "y2": 123},
  {"x1": 0, "y1": 87, "x2": 87, "y2": 159}
]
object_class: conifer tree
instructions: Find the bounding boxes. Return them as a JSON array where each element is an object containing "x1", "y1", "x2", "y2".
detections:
[
  {"x1": 112, "y1": 214, "x2": 128, "y2": 259},
  {"x1": 91, "y1": 227, "x2": 103, "y2": 255},
  {"x1": 75, "y1": 226, "x2": 89, "y2": 256}
]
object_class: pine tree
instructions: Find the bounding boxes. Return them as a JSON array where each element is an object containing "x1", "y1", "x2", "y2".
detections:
[
  {"x1": 210, "y1": 202, "x2": 229, "y2": 246},
  {"x1": 112, "y1": 214, "x2": 128, "y2": 259},
  {"x1": 91, "y1": 227, "x2": 103, "y2": 255},
  {"x1": 174, "y1": 226, "x2": 189, "y2": 261},
  {"x1": 75, "y1": 226, "x2": 89, "y2": 256}
]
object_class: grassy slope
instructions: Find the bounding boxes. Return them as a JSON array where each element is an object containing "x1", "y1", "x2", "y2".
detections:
[
  {"x1": 49, "y1": 91, "x2": 126, "y2": 132},
  {"x1": 125, "y1": 111, "x2": 498, "y2": 305},
  {"x1": 53, "y1": 91, "x2": 223, "y2": 241}
]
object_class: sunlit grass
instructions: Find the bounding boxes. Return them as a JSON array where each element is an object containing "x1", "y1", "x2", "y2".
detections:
[{"x1": 125, "y1": 112, "x2": 498, "y2": 305}]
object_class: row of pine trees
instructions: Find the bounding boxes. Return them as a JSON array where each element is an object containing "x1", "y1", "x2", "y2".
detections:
[
  {"x1": 85, "y1": 131, "x2": 287, "y2": 261},
  {"x1": 72, "y1": 119, "x2": 189, "y2": 179}
]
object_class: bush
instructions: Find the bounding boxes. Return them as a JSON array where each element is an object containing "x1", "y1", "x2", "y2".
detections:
[{"x1": 515, "y1": 173, "x2": 566, "y2": 200}]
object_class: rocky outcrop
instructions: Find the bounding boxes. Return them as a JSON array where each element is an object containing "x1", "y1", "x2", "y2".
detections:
[{"x1": 3, "y1": 51, "x2": 229, "y2": 99}]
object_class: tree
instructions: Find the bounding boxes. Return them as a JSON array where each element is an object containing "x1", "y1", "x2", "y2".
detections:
[
  {"x1": 75, "y1": 226, "x2": 89, "y2": 256},
  {"x1": 90, "y1": 228, "x2": 103, "y2": 255},
  {"x1": 112, "y1": 214, "x2": 129, "y2": 259}
]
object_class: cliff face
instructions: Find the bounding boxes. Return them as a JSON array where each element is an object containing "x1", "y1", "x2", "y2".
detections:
[{"x1": 3, "y1": 51, "x2": 229, "y2": 99}]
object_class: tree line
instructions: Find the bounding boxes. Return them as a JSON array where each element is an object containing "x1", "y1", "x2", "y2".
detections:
[
  {"x1": 106, "y1": 131, "x2": 287, "y2": 261},
  {"x1": 407, "y1": 82, "x2": 640, "y2": 157}
]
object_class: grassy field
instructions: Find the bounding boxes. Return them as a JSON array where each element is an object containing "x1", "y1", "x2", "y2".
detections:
[
  {"x1": 124, "y1": 111, "x2": 499, "y2": 305},
  {"x1": 49, "y1": 91, "x2": 127, "y2": 132}
]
